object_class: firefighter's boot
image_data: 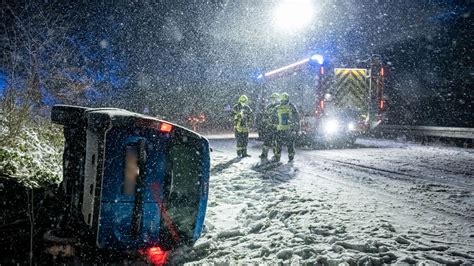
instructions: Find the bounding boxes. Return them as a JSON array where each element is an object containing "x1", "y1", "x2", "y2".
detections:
[
  {"x1": 271, "y1": 155, "x2": 280, "y2": 162},
  {"x1": 260, "y1": 145, "x2": 270, "y2": 159},
  {"x1": 288, "y1": 155, "x2": 294, "y2": 162}
]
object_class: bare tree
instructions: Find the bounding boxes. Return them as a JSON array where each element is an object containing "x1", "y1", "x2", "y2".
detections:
[{"x1": 0, "y1": 2, "x2": 91, "y2": 144}]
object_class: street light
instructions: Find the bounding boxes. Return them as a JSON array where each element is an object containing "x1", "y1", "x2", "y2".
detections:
[{"x1": 272, "y1": 0, "x2": 314, "y2": 32}]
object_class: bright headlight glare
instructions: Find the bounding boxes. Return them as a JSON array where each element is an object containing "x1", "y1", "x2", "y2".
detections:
[
  {"x1": 324, "y1": 120, "x2": 339, "y2": 134},
  {"x1": 348, "y1": 122, "x2": 355, "y2": 131}
]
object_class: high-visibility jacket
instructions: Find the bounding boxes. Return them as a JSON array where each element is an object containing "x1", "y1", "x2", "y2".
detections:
[
  {"x1": 232, "y1": 103, "x2": 252, "y2": 133},
  {"x1": 262, "y1": 103, "x2": 279, "y2": 131},
  {"x1": 274, "y1": 103, "x2": 299, "y2": 131}
]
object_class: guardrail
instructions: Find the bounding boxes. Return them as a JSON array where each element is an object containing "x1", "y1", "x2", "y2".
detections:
[
  {"x1": 204, "y1": 126, "x2": 474, "y2": 141},
  {"x1": 376, "y1": 125, "x2": 474, "y2": 139},
  {"x1": 205, "y1": 133, "x2": 259, "y2": 140}
]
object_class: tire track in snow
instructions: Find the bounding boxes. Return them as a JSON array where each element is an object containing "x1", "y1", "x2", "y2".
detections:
[
  {"x1": 312, "y1": 153, "x2": 472, "y2": 189},
  {"x1": 298, "y1": 152, "x2": 473, "y2": 221}
]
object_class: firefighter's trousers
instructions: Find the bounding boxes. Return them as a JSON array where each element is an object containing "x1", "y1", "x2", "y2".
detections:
[
  {"x1": 274, "y1": 130, "x2": 296, "y2": 161},
  {"x1": 235, "y1": 130, "x2": 249, "y2": 157},
  {"x1": 260, "y1": 128, "x2": 277, "y2": 158}
]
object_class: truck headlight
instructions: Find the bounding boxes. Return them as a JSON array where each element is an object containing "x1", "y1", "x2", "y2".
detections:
[
  {"x1": 324, "y1": 119, "x2": 339, "y2": 134},
  {"x1": 348, "y1": 122, "x2": 356, "y2": 131}
]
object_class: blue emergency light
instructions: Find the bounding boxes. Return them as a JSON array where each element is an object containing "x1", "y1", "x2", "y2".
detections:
[
  {"x1": 310, "y1": 54, "x2": 324, "y2": 65},
  {"x1": 51, "y1": 105, "x2": 210, "y2": 251}
]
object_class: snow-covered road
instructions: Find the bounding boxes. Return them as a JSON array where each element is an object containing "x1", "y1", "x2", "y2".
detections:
[{"x1": 171, "y1": 138, "x2": 473, "y2": 265}]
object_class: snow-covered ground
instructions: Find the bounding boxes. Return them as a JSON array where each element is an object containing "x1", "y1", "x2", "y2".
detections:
[{"x1": 171, "y1": 138, "x2": 473, "y2": 265}]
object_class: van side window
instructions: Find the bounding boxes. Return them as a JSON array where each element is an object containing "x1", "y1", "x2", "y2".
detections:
[{"x1": 123, "y1": 145, "x2": 139, "y2": 195}]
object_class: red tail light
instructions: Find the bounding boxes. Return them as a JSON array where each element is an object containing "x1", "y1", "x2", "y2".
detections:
[
  {"x1": 159, "y1": 122, "x2": 173, "y2": 133},
  {"x1": 380, "y1": 100, "x2": 385, "y2": 109},
  {"x1": 380, "y1": 67, "x2": 384, "y2": 77},
  {"x1": 320, "y1": 100, "x2": 325, "y2": 109},
  {"x1": 319, "y1": 67, "x2": 325, "y2": 75},
  {"x1": 142, "y1": 247, "x2": 168, "y2": 265}
]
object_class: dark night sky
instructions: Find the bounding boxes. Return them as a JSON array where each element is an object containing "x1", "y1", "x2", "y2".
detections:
[{"x1": 1, "y1": 0, "x2": 473, "y2": 127}]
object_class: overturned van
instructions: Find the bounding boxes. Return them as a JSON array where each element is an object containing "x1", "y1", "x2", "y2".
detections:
[{"x1": 51, "y1": 105, "x2": 210, "y2": 252}]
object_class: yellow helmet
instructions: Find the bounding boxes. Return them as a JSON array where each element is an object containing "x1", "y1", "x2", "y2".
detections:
[
  {"x1": 239, "y1": 95, "x2": 249, "y2": 104},
  {"x1": 281, "y1": 92, "x2": 289, "y2": 102},
  {"x1": 270, "y1": 93, "x2": 280, "y2": 100}
]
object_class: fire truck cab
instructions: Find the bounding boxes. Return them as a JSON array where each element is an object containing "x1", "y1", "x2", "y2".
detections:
[{"x1": 256, "y1": 54, "x2": 386, "y2": 147}]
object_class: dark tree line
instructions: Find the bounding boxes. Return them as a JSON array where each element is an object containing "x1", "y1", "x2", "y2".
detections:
[
  {"x1": 382, "y1": 3, "x2": 473, "y2": 127},
  {"x1": 0, "y1": 1, "x2": 129, "y2": 142}
]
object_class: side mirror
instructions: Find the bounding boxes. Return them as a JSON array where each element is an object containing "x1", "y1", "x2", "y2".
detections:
[{"x1": 51, "y1": 105, "x2": 210, "y2": 251}]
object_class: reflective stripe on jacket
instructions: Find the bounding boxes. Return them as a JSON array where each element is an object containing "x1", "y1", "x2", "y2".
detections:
[
  {"x1": 232, "y1": 103, "x2": 252, "y2": 132},
  {"x1": 275, "y1": 103, "x2": 299, "y2": 131}
]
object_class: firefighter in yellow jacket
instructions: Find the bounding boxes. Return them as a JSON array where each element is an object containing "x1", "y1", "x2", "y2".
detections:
[
  {"x1": 259, "y1": 93, "x2": 280, "y2": 160},
  {"x1": 232, "y1": 95, "x2": 253, "y2": 157},
  {"x1": 273, "y1": 92, "x2": 300, "y2": 162}
]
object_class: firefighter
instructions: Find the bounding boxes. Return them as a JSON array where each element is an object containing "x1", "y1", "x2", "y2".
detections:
[
  {"x1": 259, "y1": 93, "x2": 280, "y2": 160},
  {"x1": 273, "y1": 92, "x2": 300, "y2": 162},
  {"x1": 232, "y1": 95, "x2": 253, "y2": 157}
]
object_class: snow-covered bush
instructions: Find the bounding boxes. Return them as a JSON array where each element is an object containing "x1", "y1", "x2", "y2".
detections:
[{"x1": 0, "y1": 114, "x2": 63, "y2": 188}]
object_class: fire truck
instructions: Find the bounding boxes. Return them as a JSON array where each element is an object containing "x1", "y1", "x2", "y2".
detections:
[{"x1": 256, "y1": 54, "x2": 386, "y2": 146}]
